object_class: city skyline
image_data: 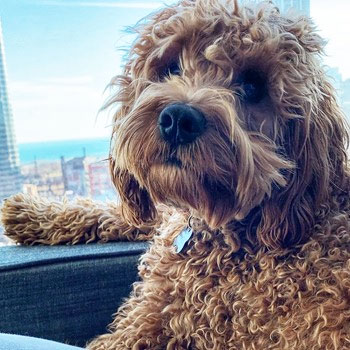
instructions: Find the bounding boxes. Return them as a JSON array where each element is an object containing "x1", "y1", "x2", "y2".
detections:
[
  {"x1": 0, "y1": 20, "x2": 22, "y2": 200},
  {"x1": 0, "y1": 0, "x2": 349, "y2": 143}
]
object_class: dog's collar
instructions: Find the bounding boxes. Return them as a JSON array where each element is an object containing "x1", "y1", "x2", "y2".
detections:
[{"x1": 173, "y1": 215, "x2": 194, "y2": 253}]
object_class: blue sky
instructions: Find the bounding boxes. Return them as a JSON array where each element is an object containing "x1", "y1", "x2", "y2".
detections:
[{"x1": 1, "y1": 0, "x2": 349, "y2": 143}]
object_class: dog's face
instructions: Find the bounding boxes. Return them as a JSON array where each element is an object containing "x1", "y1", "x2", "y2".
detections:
[{"x1": 109, "y1": 0, "x2": 348, "y2": 249}]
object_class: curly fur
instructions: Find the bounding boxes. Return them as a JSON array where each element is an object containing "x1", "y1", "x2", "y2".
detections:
[
  {"x1": 2, "y1": 0, "x2": 350, "y2": 349},
  {"x1": 1, "y1": 194, "x2": 154, "y2": 245}
]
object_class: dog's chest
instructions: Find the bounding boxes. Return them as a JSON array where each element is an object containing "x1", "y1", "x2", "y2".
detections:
[{"x1": 144, "y1": 230, "x2": 350, "y2": 350}]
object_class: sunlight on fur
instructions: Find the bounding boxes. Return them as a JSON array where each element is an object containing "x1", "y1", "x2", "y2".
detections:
[{"x1": 2, "y1": 0, "x2": 350, "y2": 349}]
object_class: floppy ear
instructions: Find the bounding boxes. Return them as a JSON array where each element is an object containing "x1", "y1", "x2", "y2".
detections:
[
  {"x1": 110, "y1": 158, "x2": 157, "y2": 227},
  {"x1": 256, "y1": 79, "x2": 349, "y2": 250}
]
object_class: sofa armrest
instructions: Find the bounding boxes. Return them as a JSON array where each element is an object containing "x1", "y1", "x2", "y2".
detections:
[{"x1": 0, "y1": 242, "x2": 148, "y2": 347}]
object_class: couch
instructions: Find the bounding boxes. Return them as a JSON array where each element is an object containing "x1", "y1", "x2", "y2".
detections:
[{"x1": 0, "y1": 242, "x2": 148, "y2": 347}]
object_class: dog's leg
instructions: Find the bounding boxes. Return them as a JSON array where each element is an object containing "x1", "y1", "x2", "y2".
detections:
[
  {"x1": 86, "y1": 281, "x2": 171, "y2": 350},
  {"x1": 1, "y1": 193, "x2": 155, "y2": 245}
]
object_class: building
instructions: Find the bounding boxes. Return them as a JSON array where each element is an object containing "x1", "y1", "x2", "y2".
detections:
[
  {"x1": 88, "y1": 160, "x2": 116, "y2": 200},
  {"x1": 273, "y1": 0, "x2": 310, "y2": 16},
  {"x1": 0, "y1": 20, "x2": 22, "y2": 200},
  {"x1": 247, "y1": 0, "x2": 310, "y2": 16},
  {"x1": 61, "y1": 156, "x2": 91, "y2": 198},
  {"x1": 21, "y1": 160, "x2": 65, "y2": 200},
  {"x1": 22, "y1": 183, "x2": 39, "y2": 196},
  {"x1": 341, "y1": 78, "x2": 350, "y2": 122}
]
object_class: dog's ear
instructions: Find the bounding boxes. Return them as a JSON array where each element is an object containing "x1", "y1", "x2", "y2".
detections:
[
  {"x1": 256, "y1": 79, "x2": 349, "y2": 250},
  {"x1": 110, "y1": 158, "x2": 157, "y2": 227}
]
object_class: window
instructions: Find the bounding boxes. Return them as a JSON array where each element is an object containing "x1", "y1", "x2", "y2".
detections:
[{"x1": 0, "y1": 0, "x2": 349, "y2": 244}]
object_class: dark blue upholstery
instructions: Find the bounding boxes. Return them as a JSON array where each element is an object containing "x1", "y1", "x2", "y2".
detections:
[{"x1": 0, "y1": 242, "x2": 148, "y2": 347}]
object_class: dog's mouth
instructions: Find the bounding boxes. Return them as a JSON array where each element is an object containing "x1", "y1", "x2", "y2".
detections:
[{"x1": 165, "y1": 157, "x2": 182, "y2": 168}]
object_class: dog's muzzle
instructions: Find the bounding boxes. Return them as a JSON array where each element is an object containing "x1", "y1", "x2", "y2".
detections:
[{"x1": 158, "y1": 103, "x2": 206, "y2": 146}]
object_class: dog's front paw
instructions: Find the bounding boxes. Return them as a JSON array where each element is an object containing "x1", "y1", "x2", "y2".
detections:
[{"x1": 1, "y1": 193, "x2": 44, "y2": 245}]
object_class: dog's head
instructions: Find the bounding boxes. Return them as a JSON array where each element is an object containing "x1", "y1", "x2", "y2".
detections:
[{"x1": 108, "y1": 0, "x2": 349, "y2": 249}]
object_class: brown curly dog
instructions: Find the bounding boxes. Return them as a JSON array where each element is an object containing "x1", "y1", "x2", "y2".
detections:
[{"x1": 2, "y1": 0, "x2": 350, "y2": 349}]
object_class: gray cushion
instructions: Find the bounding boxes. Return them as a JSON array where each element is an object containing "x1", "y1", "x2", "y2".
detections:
[{"x1": 0, "y1": 242, "x2": 148, "y2": 347}]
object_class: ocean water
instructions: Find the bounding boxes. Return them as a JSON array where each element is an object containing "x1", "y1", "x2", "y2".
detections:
[{"x1": 18, "y1": 138, "x2": 111, "y2": 164}]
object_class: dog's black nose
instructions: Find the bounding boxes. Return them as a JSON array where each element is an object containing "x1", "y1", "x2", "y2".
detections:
[{"x1": 158, "y1": 103, "x2": 206, "y2": 145}]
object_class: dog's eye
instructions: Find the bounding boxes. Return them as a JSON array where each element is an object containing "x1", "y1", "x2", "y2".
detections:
[
  {"x1": 237, "y1": 69, "x2": 267, "y2": 104},
  {"x1": 159, "y1": 61, "x2": 181, "y2": 80}
]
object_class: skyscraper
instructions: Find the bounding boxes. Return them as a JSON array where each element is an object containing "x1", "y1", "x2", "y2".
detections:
[
  {"x1": 274, "y1": 0, "x2": 310, "y2": 16},
  {"x1": 247, "y1": 0, "x2": 310, "y2": 16},
  {"x1": 0, "y1": 20, "x2": 22, "y2": 200}
]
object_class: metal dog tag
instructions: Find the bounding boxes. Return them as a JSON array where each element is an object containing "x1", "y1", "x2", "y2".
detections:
[{"x1": 174, "y1": 227, "x2": 193, "y2": 253}]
